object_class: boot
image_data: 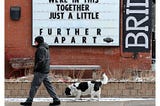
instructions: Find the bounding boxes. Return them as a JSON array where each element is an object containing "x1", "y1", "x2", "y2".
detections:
[
  {"x1": 49, "y1": 99, "x2": 61, "y2": 106},
  {"x1": 20, "y1": 102, "x2": 32, "y2": 106}
]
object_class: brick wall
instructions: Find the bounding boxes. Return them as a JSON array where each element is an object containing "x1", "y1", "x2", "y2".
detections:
[
  {"x1": 5, "y1": 0, "x2": 152, "y2": 78},
  {"x1": 5, "y1": 81, "x2": 155, "y2": 98}
]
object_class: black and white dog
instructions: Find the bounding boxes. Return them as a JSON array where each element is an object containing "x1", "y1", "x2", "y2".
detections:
[{"x1": 65, "y1": 73, "x2": 108, "y2": 100}]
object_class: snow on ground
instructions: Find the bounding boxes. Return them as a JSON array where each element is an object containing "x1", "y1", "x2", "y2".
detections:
[{"x1": 5, "y1": 98, "x2": 155, "y2": 102}]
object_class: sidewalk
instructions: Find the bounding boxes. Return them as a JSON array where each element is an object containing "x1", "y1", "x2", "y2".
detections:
[{"x1": 5, "y1": 98, "x2": 155, "y2": 106}]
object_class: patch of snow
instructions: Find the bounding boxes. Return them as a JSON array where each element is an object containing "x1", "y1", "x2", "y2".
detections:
[{"x1": 5, "y1": 98, "x2": 155, "y2": 102}]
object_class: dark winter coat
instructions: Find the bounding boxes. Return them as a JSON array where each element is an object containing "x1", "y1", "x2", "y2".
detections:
[{"x1": 34, "y1": 42, "x2": 50, "y2": 74}]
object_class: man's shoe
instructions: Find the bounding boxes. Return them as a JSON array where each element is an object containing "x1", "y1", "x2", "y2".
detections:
[
  {"x1": 20, "y1": 102, "x2": 32, "y2": 106},
  {"x1": 49, "y1": 100, "x2": 61, "y2": 106}
]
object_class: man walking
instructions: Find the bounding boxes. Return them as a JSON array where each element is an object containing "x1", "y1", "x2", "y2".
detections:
[{"x1": 20, "y1": 36, "x2": 60, "y2": 106}]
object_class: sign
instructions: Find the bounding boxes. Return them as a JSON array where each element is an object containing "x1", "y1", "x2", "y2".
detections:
[
  {"x1": 123, "y1": 0, "x2": 152, "y2": 52},
  {"x1": 32, "y1": 0, "x2": 120, "y2": 46}
]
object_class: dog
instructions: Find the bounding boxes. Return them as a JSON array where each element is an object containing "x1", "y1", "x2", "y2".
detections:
[{"x1": 65, "y1": 73, "x2": 108, "y2": 100}]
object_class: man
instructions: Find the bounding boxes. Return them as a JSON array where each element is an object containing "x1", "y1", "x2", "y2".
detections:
[{"x1": 20, "y1": 36, "x2": 60, "y2": 106}]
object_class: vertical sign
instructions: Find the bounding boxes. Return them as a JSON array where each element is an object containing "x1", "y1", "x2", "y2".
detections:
[
  {"x1": 32, "y1": 0, "x2": 120, "y2": 46},
  {"x1": 123, "y1": 0, "x2": 152, "y2": 52}
]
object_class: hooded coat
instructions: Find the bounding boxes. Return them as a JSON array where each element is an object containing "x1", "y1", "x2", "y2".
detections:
[{"x1": 34, "y1": 42, "x2": 50, "y2": 74}]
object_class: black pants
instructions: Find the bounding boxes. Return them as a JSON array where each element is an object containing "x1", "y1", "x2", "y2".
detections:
[{"x1": 26, "y1": 72, "x2": 59, "y2": 102}]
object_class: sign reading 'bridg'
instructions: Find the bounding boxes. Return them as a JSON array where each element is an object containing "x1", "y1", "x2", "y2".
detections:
[
  {"x1": 123, "y1": 0, "x2": 152, "y2": 52},
  {"x1": 32, "y1": 0, "x2": 120, "y2": 46}
]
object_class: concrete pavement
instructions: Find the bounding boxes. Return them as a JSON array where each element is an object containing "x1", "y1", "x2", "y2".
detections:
[{"x1": 5, "y1": 98, "x2": 155, "y2": 106}]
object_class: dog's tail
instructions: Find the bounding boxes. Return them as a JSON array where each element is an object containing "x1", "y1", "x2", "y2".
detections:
[{"x1": 101, "y1": 73, "x2": 108, "y2": 84}]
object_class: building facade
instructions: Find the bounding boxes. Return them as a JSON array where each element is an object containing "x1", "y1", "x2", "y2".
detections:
[{"x1": 5, "y1": 0, "x2": 154, "y2": 79}]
